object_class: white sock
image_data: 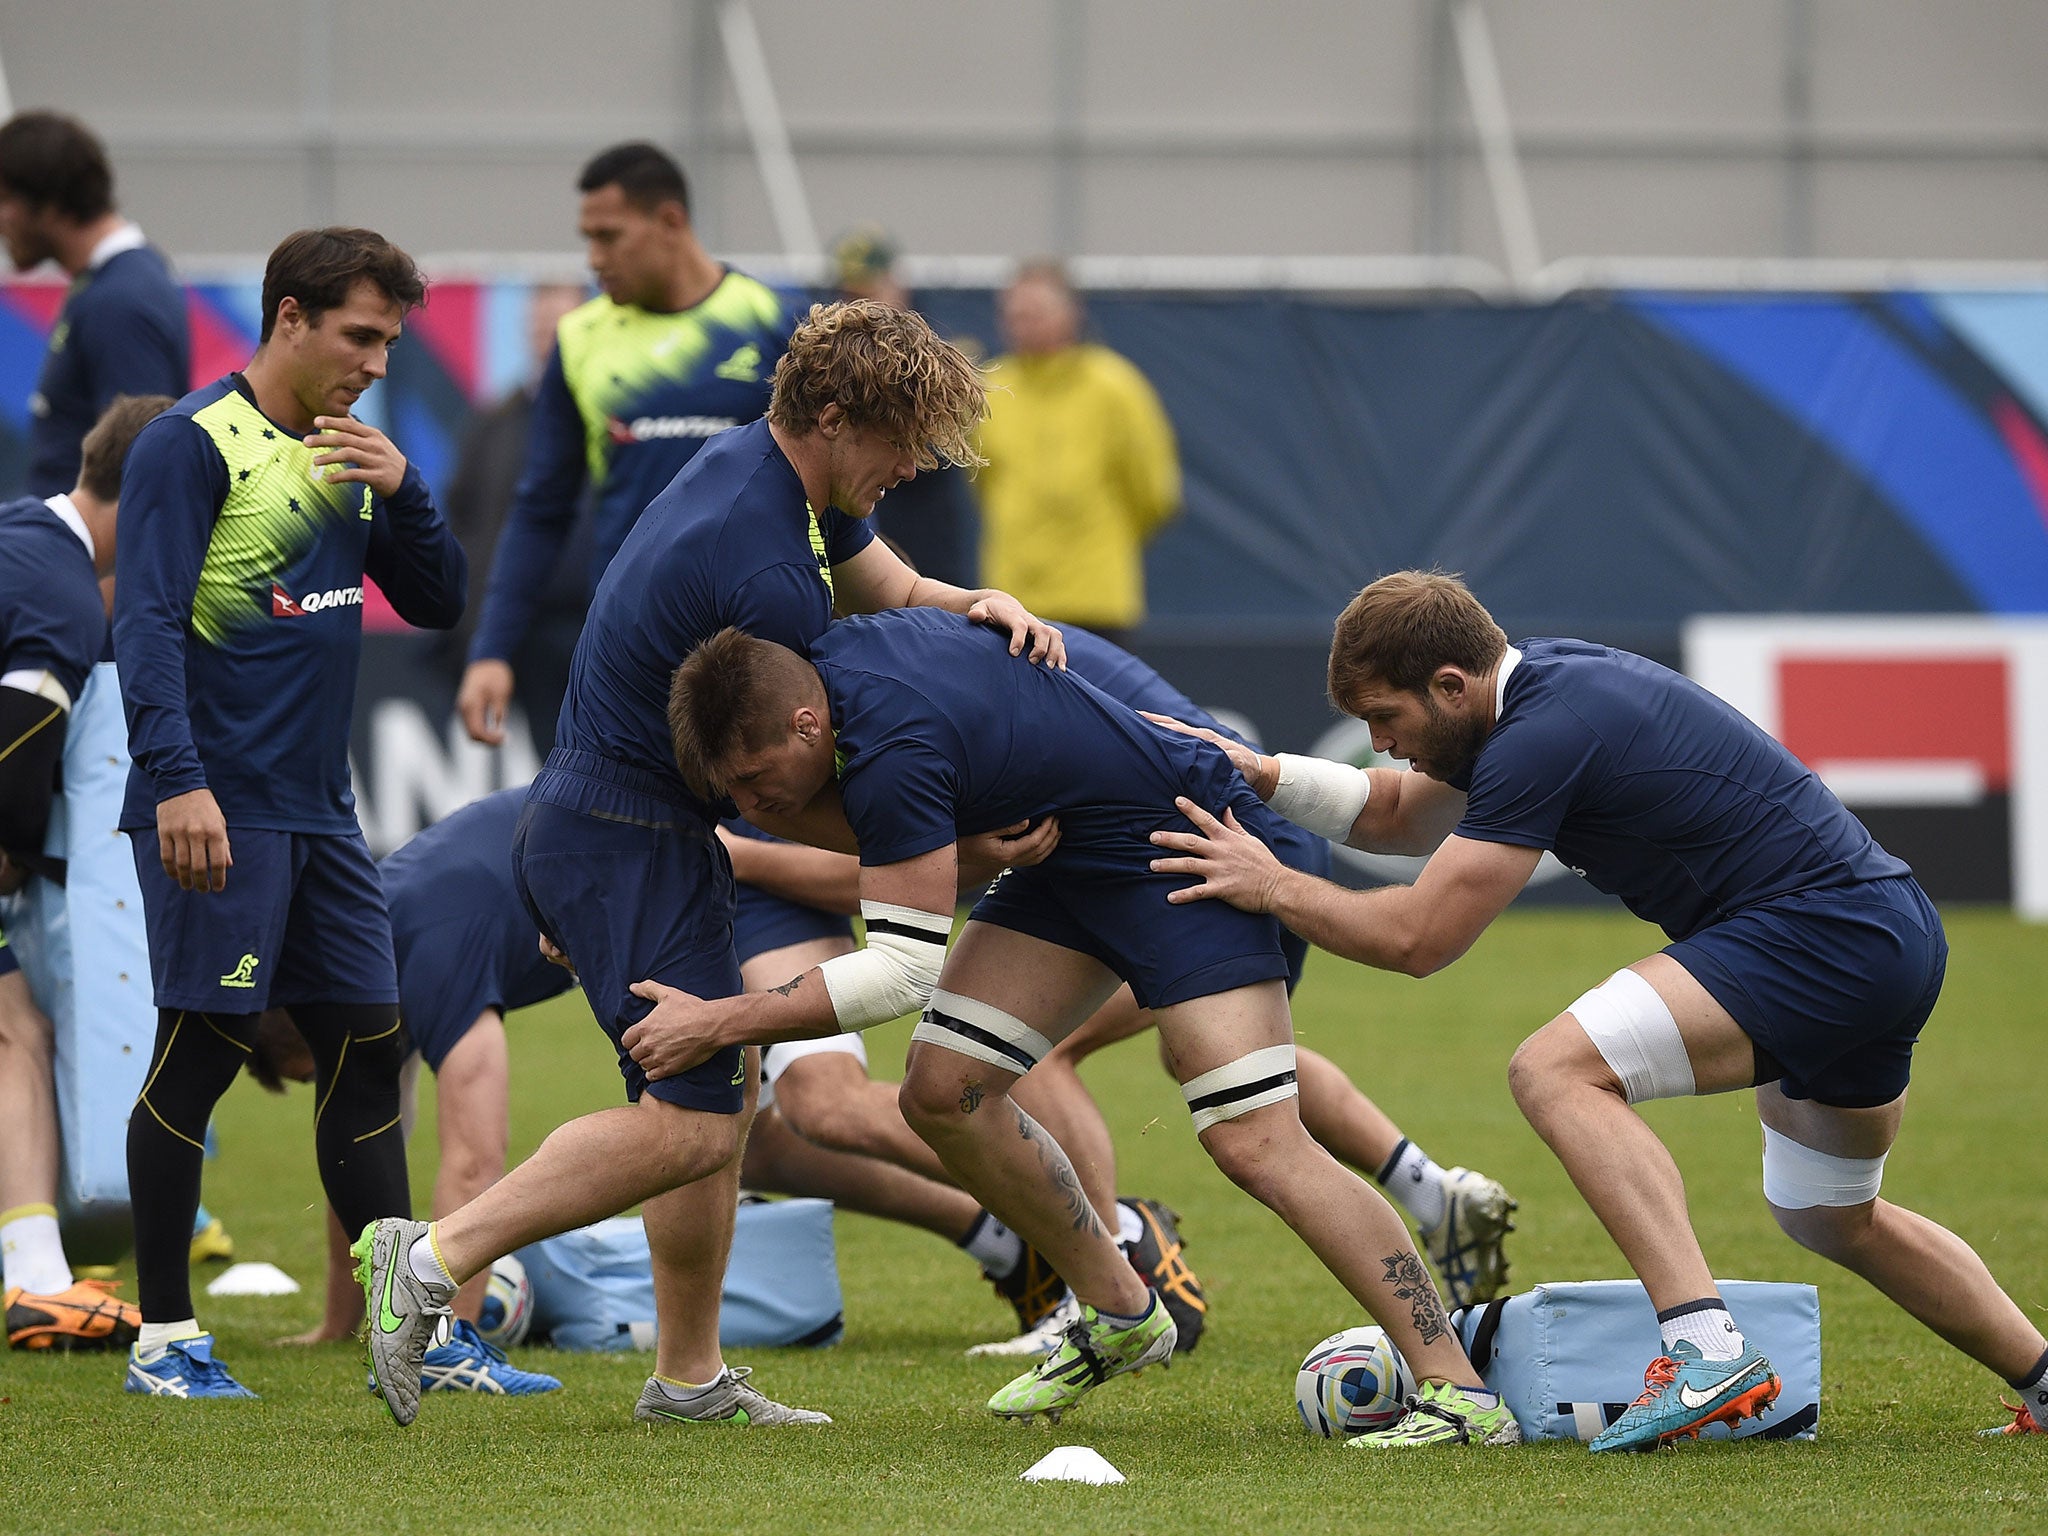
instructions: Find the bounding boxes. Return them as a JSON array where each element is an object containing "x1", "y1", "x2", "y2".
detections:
[
  {"x1": 651, "y1": 1369, "x2": 728, "y2": 1403},
  {"x1": 959, "y1": 1211, "x2": 1023, "y2": 1278},
  {"x1": 1376, "y1": 1139, "x2": 1448, "y2": 1232},
  {"x1": 0, "y1": 1205, "x2": 74, "y2": 1295},
  {"x1": 1114, "y1": 1201, "x2": 1144, "y2": 1250},
  {"x1": 136, "y1": 1318, "x2": 204, "y2": 1358},
  {"x1": 1658, "y1": 1300, "x2": 1746, "y2": 1362},
  {"x1": 407, "y1": 1229, "x2": 456, "y2": 1290}
]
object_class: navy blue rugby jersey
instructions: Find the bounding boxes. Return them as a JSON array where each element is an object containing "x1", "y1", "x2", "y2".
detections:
[
  {"x1": 113, "y1": 376, "x2": 466, "y2": 832},
  {"x1": 380, "y1": 787, "x2": 571, "y2": 1017},
  {"x1": 551, "y1": 418, "x2": 873, "y2": 809},
  {"x1": 0, "y1": 495, "x2": 104, "y2": 704},
  {"x1": 1449, "y1": 638, "x2": 1910, "y2": 940},
  {"x1": 29, "y1": 240, "x2": 189, "y2": 496},
  {"x1": 811, "y1": 608, "x2": 1248, "y2": 867}
]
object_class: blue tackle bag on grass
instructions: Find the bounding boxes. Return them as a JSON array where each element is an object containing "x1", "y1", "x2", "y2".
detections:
[
  {"x1": 517, "y1": 1197, "x2": 843, "y2": 1352},
  {"x1": 1452, "y1": 1279, "x2": 1821, "y2": 1441}
]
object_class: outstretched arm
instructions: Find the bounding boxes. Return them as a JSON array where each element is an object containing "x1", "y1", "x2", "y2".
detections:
[{"x1": 1149, "y1": 797, "x2": 1539, "y2": 977}]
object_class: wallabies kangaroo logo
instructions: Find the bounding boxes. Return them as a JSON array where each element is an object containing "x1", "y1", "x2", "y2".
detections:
[{"x1": 220, "y1": 953, "x2": 261, "y2": 988}]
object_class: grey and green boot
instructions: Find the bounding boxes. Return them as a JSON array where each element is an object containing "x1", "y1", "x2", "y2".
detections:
[
  {"x1": 987, "y1": 1292, "x2": 1176, "y2": 1423},
  {"x1": 1345, "y1": 1380, "x2": 1522, "y2": 1447},
  {"x1": 353, "y1": 1217, "x2": 454, "y2": 1428},
  {"x1": 633, "y1": 1366, "x2": 831, "y2": 1426}
]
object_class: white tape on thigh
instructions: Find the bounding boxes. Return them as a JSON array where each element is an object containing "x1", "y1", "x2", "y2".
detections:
[
  {"x1": 1182, "y1": 1043, "x2": 1299, "y2": 1133},
  {"x1": 909, "y1": 989, "x2": 1053, "y2": 1076},
  {"x1": 0, "y1": 671, "x2": 71, "y2": 712},
  {"x1": 1567, "y1": 968, "x2": 1695, "y2": 1104},
  {"x1": 1761, "y1": 1124, "x2": 1887, "y2": 1209}
]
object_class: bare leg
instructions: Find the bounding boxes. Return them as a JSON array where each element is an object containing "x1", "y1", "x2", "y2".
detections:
[
  {"x1": 772, "y1": 1051, "x2": 954, "y2": 1183},
  {"x1": 1154, "y1": 980, "x2": 1484, "y2": 1388},
  {"x1": 897, "y1": 923, "x2": 1149, "y2": 1317},
  {"x1": 1019, "y1": 986, "x2": 1150, "y2": 1227},
  {"x1": 280, "y1": 1207, "x2": 361, "y2": 1345},
  {"x1": 0, "y1": 971, "x2": 60, "y2": 1219},
  {"x1": 431, "y1": 1013, "x2": 510, "y2": 1323},
  {"x1": 1760, "y1": 1084, "x2": 2047, "y2": 1380},
  {"x1": 742, "y1": 1103, "x2": 980, "y2": 1240},
  {"x1": 431, "y1": 1094, "x2": 743, "y2": 1298},
  {"x1": 1295, "y1": 1047, "x2": 1405, "y2": 1176},
  {"x1": 1507, "y1": 954, "x2": 1757, "y2": 1310}
]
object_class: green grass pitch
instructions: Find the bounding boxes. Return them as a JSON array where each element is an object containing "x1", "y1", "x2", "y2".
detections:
[{"x1": 6, "y1": 909, "x2": 2043, "y2": 1534}]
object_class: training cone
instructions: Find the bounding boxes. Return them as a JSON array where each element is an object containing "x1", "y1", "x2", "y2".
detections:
[
  {"x1": 1020, "y1": 1446, "x2": 1126, "y2": 1484},
  {"x1": 204, "y1": 1262, "x2": 301, "y2": 1297}
]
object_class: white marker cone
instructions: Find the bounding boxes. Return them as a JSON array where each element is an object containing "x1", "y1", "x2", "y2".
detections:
[
  {"x1": 1020, "y1": 1446, "x2": 1126, "y2": 1484},
  {"x1": 204, "y1": 1261, "x2": 301, "y2": 1296}
]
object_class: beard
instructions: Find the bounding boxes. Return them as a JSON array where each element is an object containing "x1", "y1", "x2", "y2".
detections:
[{"x1": 1413, "y1": 690, "x2": 1488, "y2": 782}]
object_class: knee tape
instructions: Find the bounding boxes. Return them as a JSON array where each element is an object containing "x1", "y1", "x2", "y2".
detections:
[
  {"x1": 1182, "y1": 1043, "x2": 1298, "y2": 1133},
  {"x1": 1568, "y1": 968, "x2": 1695, "y2": 1104},
  {"x1": 910, "y1": 989, "x2": 1052, "y2": 1076},
  {"x1": 1761, "y1": 1125, "x2": 1887, "y2": 1209}
]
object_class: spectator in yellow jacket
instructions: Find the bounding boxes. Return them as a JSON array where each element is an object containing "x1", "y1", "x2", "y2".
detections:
[{"x1": 975, "y1": 261, "x2": 1179, "y2": 644}]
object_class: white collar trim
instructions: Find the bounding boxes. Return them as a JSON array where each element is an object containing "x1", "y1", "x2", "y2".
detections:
[
  {"x1": 44, "y1": 493, "x2": 94, "y2": 560},
  {"x1": 1494, "y1": 645, "x2": 1522, "y2": 718},
  {"x1": 87, "y1": 222, "x2": 147, "y2": 270}
]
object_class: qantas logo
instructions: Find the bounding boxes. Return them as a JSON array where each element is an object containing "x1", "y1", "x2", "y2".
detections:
[
  {"x1": 271, "y1": 582, "x2": 364, "y2": 617},
  {"x1": 605, "y1": 414, "x2": 738, "y2": 444}
]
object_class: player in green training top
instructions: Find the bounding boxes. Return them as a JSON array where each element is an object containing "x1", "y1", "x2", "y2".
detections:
[{"x1": 457, "y1": 141, "x2": 797, "y2": 745}]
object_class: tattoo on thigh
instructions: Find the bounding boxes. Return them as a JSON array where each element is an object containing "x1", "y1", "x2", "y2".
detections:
[
  {"x1": 959, "y1": 1081, "x2": 984, "y2": 1115},
  {"x1": 1012, "y1": 1103, "x2": 1106, "y2": 1238},
  {"x1": 1381, "y1": 1251, "x2": 1449, "y2": 1345},
  {"x1": 769, "y1": 974, "x2": 804, "y2": 998}
]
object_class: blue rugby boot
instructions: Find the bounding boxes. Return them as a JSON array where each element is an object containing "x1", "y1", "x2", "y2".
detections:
[
  {"x1": 422, "y1": 1320, "x2": 562, "y2": 1395},
  {"x1": 1589, "y1": 1339, "x2": 1781, "y2": 1451},
  {"x1": 125, "y1": 1334, "x2": 258, "y2": 1399}
]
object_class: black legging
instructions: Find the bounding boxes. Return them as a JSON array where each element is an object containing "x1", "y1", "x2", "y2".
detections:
[{"x1": 127, "y1": 1002, "x2": 413, "y2": 1323}]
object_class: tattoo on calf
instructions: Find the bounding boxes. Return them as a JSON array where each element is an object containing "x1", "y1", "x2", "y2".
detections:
[
  {"x1": 1381, "y1": 1250, "x2": 1449, "y2": 1345},
  {"x1": 959, "y1": 1081, "x2": 985, "y2": 1114},
  {"x1": 1012, "y1": 1104, "x2": 1105, "y2": 1238}
]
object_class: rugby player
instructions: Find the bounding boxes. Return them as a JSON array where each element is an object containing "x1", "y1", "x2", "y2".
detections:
[
  {"x1": 113, "y1": 229, "x2": 466, "y2": 1399},
  {"x1": 355, "y1": 300, "x2": 1061, "y2": 1433},
  {"x1": 274, "y1": 789, "x2": 1061, "y2": 1357},
  {"x1": 642, "y1": 609, "x2": 1516, "y2": 1436},
  {"x1": 1147, "y1": 570, "x2": 2048, "y2": 1447},
  {"x1": 0, "y1": 395, "x2": 168, "y2": 1353},
  {"x1": 717, "y1": 623, "x2": 1517, "y2": 1359},
  {"x1": 457, "y1": 141, "x2": 797, "y2": 747}
]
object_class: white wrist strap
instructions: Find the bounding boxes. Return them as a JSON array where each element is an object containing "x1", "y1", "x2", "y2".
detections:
[{"x1": 1266, "y1": 753, "x2": 1371, "y2": 842}]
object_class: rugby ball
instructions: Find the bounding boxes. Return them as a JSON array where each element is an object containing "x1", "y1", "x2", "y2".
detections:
[
  {"x1": 1295, "y1": 1324, "x2": 1415, "y2": 1437},
  {"x1": 478, "y1": 1254, "x2": 535, "y2": 1348}
]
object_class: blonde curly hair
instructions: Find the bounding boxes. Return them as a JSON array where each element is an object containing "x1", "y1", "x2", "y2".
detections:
[{"x1": 768, "y1": 299, "x2": 987, "y2": 471}]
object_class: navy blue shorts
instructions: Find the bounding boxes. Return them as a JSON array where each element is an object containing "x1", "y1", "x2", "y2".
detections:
[
  {"x1": 733, "y1": 883, "x2": 854, "y2": 968},
  {"x1": 512, "y1": 754, "x2": 745, "y2": 1113},
  {"x1": 128, "y1": 827, "x2": 397, "y2": 1012},
  {"x1": 968, "y1": 790, "x2": 1292, "y2": 1011},
  {"x1": 0, "y1": 925, "x2": 17, "y2": 979},
  {"x1": 1666, "y1": 875, "x2": 1946, "y2": 1109},
  {"x1": 391, "y1": 906, "x2": 575, "y2": 1072}
]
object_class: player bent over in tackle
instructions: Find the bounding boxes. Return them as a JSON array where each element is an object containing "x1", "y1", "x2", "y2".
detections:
[
  {"x1": 1150, "y1": 570, "x2": 2048, "y2": 1448},
  {"x1": 636, "y1": 611, "x2": 1517, "y2": 1438}
]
